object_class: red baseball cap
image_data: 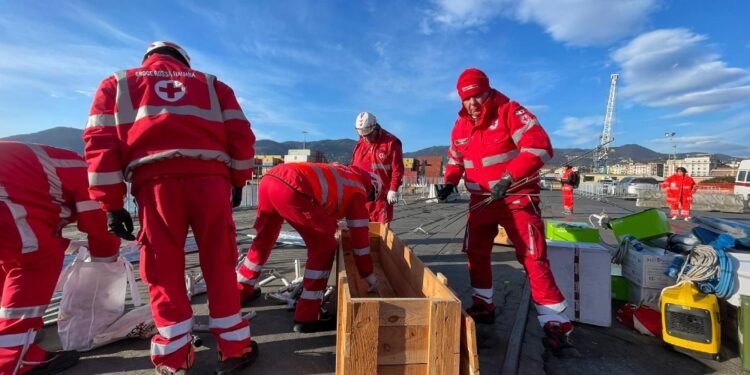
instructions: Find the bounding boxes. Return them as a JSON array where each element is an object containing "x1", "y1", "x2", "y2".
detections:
[{"x1": 456, "y1": 68, "x2": 490, "y2": 100}]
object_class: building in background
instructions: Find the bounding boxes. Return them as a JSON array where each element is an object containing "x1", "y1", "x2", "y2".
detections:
[
  {"x1": 683, "y1": 155, "x2": 718, "y2": 177},
  {"x1": 416, "y1": 156, "x2": 443, "y2": 178},
  {"x1": 284, "y1": 149, "x2": 326, "y2": 164},
  {"x1": 255, "y1": 154, "x2": 284, "y2": 176}
]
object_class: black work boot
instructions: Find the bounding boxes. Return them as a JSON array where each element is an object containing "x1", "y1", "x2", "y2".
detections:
[
  {"x1": 26, "y1": 350, "x2": 80, "y2": 375},
  {"x1": 293, "y1": 313, "x2": 336, "y2": 333},
  {"x1": 215, "y1": 341, "x2": 259, "y2": 375},
  {"x1": 466, "y1": 303, "x2": 496, "y2": 324},
  {"x1": 240, "y1": 287, "x2": 262, "y2": 307}
]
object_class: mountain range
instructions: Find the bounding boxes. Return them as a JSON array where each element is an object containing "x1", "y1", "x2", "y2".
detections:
[{"x1": 1, "y1": 126, "x2": 742, "y2": 166}]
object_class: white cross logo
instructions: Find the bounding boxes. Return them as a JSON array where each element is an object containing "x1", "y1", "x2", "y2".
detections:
[{"x1": 155, "y1": 80, "x2": 186, "y2": 102}]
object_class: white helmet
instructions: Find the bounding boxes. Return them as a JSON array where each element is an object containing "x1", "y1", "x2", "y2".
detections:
[
  {"x1": 355, "y1": 112, "x2": 378, "y2": 136},
  {"x1": 144, "y1": 41, "x2": 191, "y2": 67}
]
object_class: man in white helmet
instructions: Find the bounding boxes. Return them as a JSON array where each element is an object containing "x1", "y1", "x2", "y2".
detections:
[
  {"x1": 350, "y1": 112, "x2": 405, "y2": 224},
  {"x1": 83, "y1": 41, "x2": 257, "y2": 374}
]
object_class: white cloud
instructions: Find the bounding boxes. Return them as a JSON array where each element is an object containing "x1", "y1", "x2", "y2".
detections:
[
  {"x1": 613, "y1": 28, "x2": 750, "y2": 116},
  {"x1": 552, "y1": 115, "x2": 603, "y2": 145},
  {"x1": 424, "y1": 0, "x2": 657, "y2": 46}
]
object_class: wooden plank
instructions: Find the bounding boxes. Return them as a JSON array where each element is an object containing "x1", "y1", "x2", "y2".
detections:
[
  {"x1": 377, "y1": 325, "x2": 429, "y2": 365},
  {"x1": 336, "y1": 272, "x2": 350, "y2": 375},
  {"x1": 500, "y1": 279, "x2": 531, "y2": 375},
  {"x1": 460, "y1": 311, "x2": 480, "y2": 375},
  {"x1": 381, "y1": 227, "x2": 455, "y2": 299},
  {"x1": 348, "y1": 300, "x2": 380, "y2": 375},
  {"x1": 377, "y1": 364, "x2": 429, "y2": 375},
  {"x1": 378, "y1": 300, "x2": 430, "y2": 326},
  {"x1": 377, "y1": 240, "x2": 420, "y2": 298},
  {"x1": 427, "y1": 299, "x2": 461, "y2": 375},
  {"x1": 370, "y1": 250, "x2": 397, "y2": 298}
]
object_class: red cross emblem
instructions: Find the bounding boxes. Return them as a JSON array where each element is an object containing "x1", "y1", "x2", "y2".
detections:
[{"x1": 155, "y1": 80, "x2": 186, "y2": 102}]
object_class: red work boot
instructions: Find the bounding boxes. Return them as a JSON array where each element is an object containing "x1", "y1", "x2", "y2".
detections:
[
  {"x1": 466, "y1": 301, "x2": 496, "y2": 325},
  {"x1": 543, "y1": 321, "x2": 574, "y2": 353}
]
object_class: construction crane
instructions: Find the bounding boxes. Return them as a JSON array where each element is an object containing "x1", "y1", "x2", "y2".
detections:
[{"x1": 594, "y1": 73, "x2": 619, "y2": 173}]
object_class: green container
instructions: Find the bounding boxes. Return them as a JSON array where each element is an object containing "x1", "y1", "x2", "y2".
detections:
[
  {"x1": 545, "y1": 220, "x2": 600, "y2": 243},
  {"x1": 611, "y1": 275, "x2": 630, "y2": 301},
  {"x1": 741, "y1": 295, "x2": 750, "y2": 371},
  {"x1": 609, "y1": 209, "x2": 670, "y2": 241}
]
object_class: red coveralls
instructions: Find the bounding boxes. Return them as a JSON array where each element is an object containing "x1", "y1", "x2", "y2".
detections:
[
  {"x1": 561, "y1": 169, "x2": 575, "y2": 213},
  {"x1": 0, "y1": 142, "x2": 119, "y2": 374},
  {"x1": 83, "y1": 54, "x2": 256, "y2": 369},
  {"x1": 351, "y1": 129, "x2": 404, "y2": 223},
  {"x1": 236, "y1": 163, "x2": 374, "y2": 322},
  {"x1": 663, "y1": 174, "x2": 697, "y2": 218},
  {"x1": 445, "y1": 90, "x2": 569, "y2": 326}
]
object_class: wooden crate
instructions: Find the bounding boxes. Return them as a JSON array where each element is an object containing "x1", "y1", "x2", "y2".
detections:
[
  {"x1": 494, "y1": 225, "x2": 512, "y2": 246},
  {"x1": 336, "y1": 223, "x2": 477, "y2": 375}
]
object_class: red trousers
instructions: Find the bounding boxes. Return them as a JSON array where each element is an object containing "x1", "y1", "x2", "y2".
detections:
[
  {"x1": 669, "y1": 200, "x2": 691, "y2": 218},
  {"x1": 562, "y1": 186, "x2": 574, "y2": 213},
  {"x1": 0, "y1": 245, "x2": 62, "y2": 374},
  {"x1": 136, "y1": 176, "x2": 250, "y2": 369},
  {"x1": 237, "y1": 177, "x2": 339, "y2": 322},
  {"x1": 464, "y1": 195, "x2": 568, "y2": 324},
  {"x1": 366, "y1": 198, "x2": 393, "y2": 223}
]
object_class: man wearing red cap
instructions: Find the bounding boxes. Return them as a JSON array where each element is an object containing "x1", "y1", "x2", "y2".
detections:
[
  {"x1": 437, "y1": 68, "x2": 572, "y2": 350},
  {"x1": 83, "y1": 41, "x2": 257, "y2": 374},
  {"x1": 350, "y1": 112, "x2": 405, "y2": 224}
]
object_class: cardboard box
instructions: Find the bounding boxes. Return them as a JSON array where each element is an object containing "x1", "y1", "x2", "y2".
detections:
[
  {"x1": 629, "y1": 283, "x2": 664, "y2": 310},
  {"x1": 622, "y1": 246, "x2": 677, "y2": 288},
  {"x1": 547, "y1": 241, "x2": 612, "y2": 327},
  {"x1": 545, "y1": 221, "x2": 600, "y2": 243}
]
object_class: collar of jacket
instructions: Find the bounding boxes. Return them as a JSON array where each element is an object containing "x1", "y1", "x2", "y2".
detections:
[
  {"x1": 457, "y1": 89, "x2": 510, "y2": 129},
  {"x1": 142, "y1": 53, "x2": 189, "y2": 68}
]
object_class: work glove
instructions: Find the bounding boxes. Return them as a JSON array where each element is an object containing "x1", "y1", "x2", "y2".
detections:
[
  {"x1": 366, "y1": 273, "x2": 379, "y2": 293},
  {"x1": 437, "y1": 184, "x2": 455, "y2": 201},
  {"x1": 490, "y1": 174, "x2": 514, "y2": 201},
  {"x1": 232, "y1": 186, "x2": 244, "y2": 208},
  {"x1": 107, "y1": 209, "x2": 135, "y2": 241},
  {"x1": 387, "y1": 190, "x2": 399, "y2": 205}
]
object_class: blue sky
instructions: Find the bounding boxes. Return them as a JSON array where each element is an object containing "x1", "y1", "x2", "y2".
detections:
[{"x1": 1, "y1": 0, "x2": 749, "y2": 156}]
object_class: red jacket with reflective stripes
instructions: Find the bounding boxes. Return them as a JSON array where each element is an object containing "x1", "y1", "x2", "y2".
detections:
[
  {"x1": 663, "y1": 174, "x2": 697, "y2": 204},
  {"x1": 351, "y1": 129, "x2": 405, "y2": 195},
  {"x1": 83, "y1": 54, "x2": 256, "y2": 211},
  {"x1": 265, "y1": 162, "x2": 373, "y2": 276},
  {"x1": 444, "y1": 89, "x2": 553, "y2": 196},
  {"x1": 0, "y1": 141, "x2": 120, "y2": 258},
  {"x1": 561, "y1": 168, "x2": 574, "y2": 187}
]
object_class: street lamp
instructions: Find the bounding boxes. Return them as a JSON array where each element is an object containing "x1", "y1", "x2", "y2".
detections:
[{"x1": 665, "y1": 132, "x2": 677, "y2": 161}]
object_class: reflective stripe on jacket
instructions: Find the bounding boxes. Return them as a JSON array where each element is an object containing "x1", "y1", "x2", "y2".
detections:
[
  {"x1": 83, "y1": 54, "x2": 255, "y2": 210},
  {"x1": 0, "y1": 141, "x2": 119, "y2": 257}
]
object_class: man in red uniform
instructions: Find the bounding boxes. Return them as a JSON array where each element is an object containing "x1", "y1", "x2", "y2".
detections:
[
  {"x1": 351, "y1": 112, "x2": 405, "y2": 224},
  {"x1": 83, "y1": 41, "x2": 257, "y2": 374},
  {"x1": 560, "y1": 165, "x2": 575, "y2": 215},
  {"x1": 237, "y1": 163, "x2": 379, "y2": 333},
  {"x1": 0, "y1": 141, "x2": 120, "y2": 374},
  {"x1": 437, "y1": 68, "x2": 572, "y2": 350},
  {"x1": 663, "y1": 167, "x2": 696, "y2": 221}
]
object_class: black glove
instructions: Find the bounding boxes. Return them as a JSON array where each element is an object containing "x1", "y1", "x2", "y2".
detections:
[
  {"x1": 107, "y1": 209, "x2": 135, "y2": 241},
  {"x1": 437, "y1": 184, "x2": 455, "y2": 201},
  {"x1": 490, "y1": 174, "x2": 513, "y2": 200},
  {"x1": 232, "y1": 186, "x2": 244, "y2": 208}
]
